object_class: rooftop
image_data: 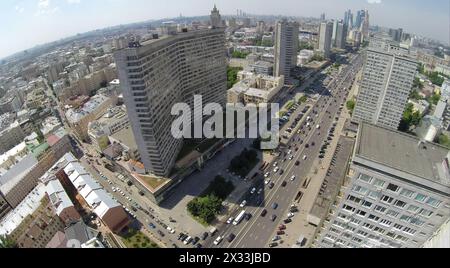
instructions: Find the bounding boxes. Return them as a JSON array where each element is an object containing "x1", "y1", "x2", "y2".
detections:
[
  {"x1": 65, "y1": 94, "x2": 110, "y2": 123},
  {"x1": 355, "y1": 123, "x2": 450, "y2": 186},
  {"x1": 109, "y1": 126, "x2": 137, "y2": 150},
  {"x1": 0, "y1": 154, "x2": 38, "y2": 194}
]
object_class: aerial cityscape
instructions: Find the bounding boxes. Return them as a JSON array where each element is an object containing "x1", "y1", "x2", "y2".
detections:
[{"x1": 1, "y1": 0, "x2": 450, "y2": 251}]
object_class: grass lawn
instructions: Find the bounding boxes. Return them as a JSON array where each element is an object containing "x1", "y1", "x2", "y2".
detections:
[
  {"x1": 137, "y1": 174, "x2": 170, "y2": 190},
  {"x1": 121, "y1": 229, "x2": 159, "y2": 248}
]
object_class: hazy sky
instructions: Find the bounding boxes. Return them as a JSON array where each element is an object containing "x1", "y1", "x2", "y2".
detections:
[{"x1": 1, "y1": 0, "x2": 449, "y2": 59}]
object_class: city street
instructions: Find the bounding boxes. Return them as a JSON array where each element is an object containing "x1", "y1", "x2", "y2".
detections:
[{"x1": 205, "y1": 53, "x2": 364, "y2": 248}]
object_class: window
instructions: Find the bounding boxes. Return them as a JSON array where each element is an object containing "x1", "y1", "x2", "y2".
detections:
[
  {"x1": 395, "y1": 235, "x2": 408, "y2": 242},
  {"x1": 419, "y1": 209, "x2": 433, "y2": 218},
  {"x1": 380, "y1": 219, "x2": 392, "y2": 226},
  {"x1": 357, "y1": 230, "x2": 369, "y2": 237},
  {"x1": 399, "y1": 188, "x2": 415, "y2": 198},
  {"x1": 352, "y1": 237, "x2": 363, "y2": 243},
  {"x1": 400, "y1": 215, "x2": 412, "y2": 223},
  {"x1": 426, "y1": 197, "x2": 442, "y2": 208},
  {"x1": 411, "y1": 218, "x2": 425, "y2": 227},
  {"x1": 350, "y1": 218, "x2": 361, "y2": 225},
  {"x1": 373, "y1": 179, "x2": 385, "y2": 188},
  {"x1": 356, "y1": 210, "x2": 367, "y2": 217},
  {"x1": 330, "y1": 227, "x2": 341, "y2": 235},
  {"x1": 386, "y1": 232, "x2": 396, "y2": 239},
  {"x1": 358, "y1": 173, "x2": 373, "y2": 183},
  {"x1": 393, "y1": 224, "x2": 404, "y2": 230},
  {"x1": 394, "y1": 200, "x2": 407, "y2": 208},
  {"x1": 374, "y1": 205, "x2": 387, "y2": 213},
  {"x1": 352, "y1": 185, "x2": 369, "y2": 195},
  {"x1": 362, "y1": 223, "x2": 374, "y2": 230},
  {"x1": 368, "y1": 214, "x2": 380, "y2": 221},
  {"x1": 347, "y1": 195, "x2": 362, "y2": 204},
  {"x1": 346, "y1": 226, "x2": 356, "y2": 232},
  {"x1": 368, "y1": 191, "x2": 381, "y2": 200},
  {"x1": 407, "y1": 205, "x2": 420, "y2": 213},
  {"x1": 387, "y1": 183, "x2": 400, "y2": 193},
  {"x1": 414, "y1": 193, "x2": 427, "y2": 203},
  {"x1": 381, "y1": 195, "x2": 394, "y2": 204},
  {"x1": 343, "y1": 204, "x2": 355, "y2": 212},
  {"x1": 373, "y1": 227, "x2": 386, "y2": 234},
  {"x1": 362, "y1": 200, "x2": 373, "y2": 208},
  {"x1": 403, "y1": 227, "x2": 416, "y2": 235},
  {"x1": 386, "y1": 210, "x2": 400, "y2": 218}
]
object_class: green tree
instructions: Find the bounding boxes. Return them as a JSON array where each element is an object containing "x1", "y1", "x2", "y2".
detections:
[
  {"x1": 227, "y1": 66, "x2": 242, "y2": 89},
  {"x1": 399, "y1": 103, "x2": 422, "y2": 132},
  {"x1": 438, "y1": 134, "x2": 450, "y2": 149},
  {"x1": 231, "y1": 51, "x2": 250, "y2": 59},
  {"x1": 346, "y1": 100, "x2": 356, "y2": 114},
  {"x1": 428, "y1": 93, "x2": 441, "y2": 105},
  {"x1": 0, "y1": 235, "x2": 17, "y2": 248}
]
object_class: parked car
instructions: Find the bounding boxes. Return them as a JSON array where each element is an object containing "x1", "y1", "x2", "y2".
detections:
[
  {"x1": 227, "y1": 233, "x2": 236, "y2": 243},
  {"x1": 261, "y1": 209, "x2": 268, "y2": 217},
  {"x1": 202, "y1": 232, "x2": 209, "y2": 240},
  {"x1": 213, "y1": 236, "x2": 224, "y2": 246}
]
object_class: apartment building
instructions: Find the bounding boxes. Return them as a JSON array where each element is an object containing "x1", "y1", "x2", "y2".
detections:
[
  {"x1": 314, "y1": 123, "x2": 450, "y2": 248},
  {"x1": 114, "y1": 27, "x2": 227, "y2": 177},
  {"x1": 274, "y1": 20, "x2": 299, "y2": 82}
]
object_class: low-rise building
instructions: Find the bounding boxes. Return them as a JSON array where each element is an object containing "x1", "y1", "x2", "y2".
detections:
[
  {"x1": 45, "y1": 180, "x2": 80, "y2": 224},
  {"x1": 228, "y1": 72, "x2": 284, "y2": 105}
]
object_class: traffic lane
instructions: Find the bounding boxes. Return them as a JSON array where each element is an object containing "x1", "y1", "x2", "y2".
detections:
[{"x1": 232, "y1": 67, "x2": 359, "y2": 248}]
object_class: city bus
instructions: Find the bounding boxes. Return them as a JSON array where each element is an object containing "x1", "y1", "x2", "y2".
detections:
[{"x1": 233, "y1": 210, "x2": 247, "y2": 226}]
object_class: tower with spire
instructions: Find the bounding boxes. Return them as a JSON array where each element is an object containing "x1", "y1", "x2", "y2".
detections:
[{"x1": 210, "y1": 4, "x2": 222, "y2": 28}]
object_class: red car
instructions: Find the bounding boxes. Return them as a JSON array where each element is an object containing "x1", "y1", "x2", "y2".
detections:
[
  {"x1": 277, "y1": 231, "x2": 285, "y2": 235},
  {"x1": 279, "y1": 225, "x2": 286, "y2": 230}
]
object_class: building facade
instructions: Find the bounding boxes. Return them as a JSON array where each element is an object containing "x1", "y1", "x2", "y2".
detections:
[
  {"x1": 114, "y1": 28, "x2": 227, "y2": 177},
  {"x1": 318, "y1": 22, "x2": 333, "y2": 58},
  {"x1": 313, "y1": 123, "x2": 450, "y2": 248},
  {"x1": 352, "y1": 43, "x2": 417, "y2": 130},
  {"x1": 274, "y1": 20, "x2": 299, "y2": 82}
]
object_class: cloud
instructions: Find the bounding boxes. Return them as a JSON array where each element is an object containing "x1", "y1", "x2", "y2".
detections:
[
  {"x1": 367, "y1": 0, "x2": 382, "y2": 4},
  {"x1": 67, "y1": 0, "x2": 81, "y2": 4},
  {"x1": 15, "y1": 5, "x2": 25, "y2": 13},
  {"x1": 36, "y1": 0, "x2": 59, "y2": 16}
]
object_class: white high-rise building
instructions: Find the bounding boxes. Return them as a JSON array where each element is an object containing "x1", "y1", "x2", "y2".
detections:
[
  {"x1": 318, "y1": 21, "x2": 333, "y2": 58},
  {"x1": 274, "y1": 19, "x2": 299, "y2": 83},
  {"x1": 352, "y1": 41, "x2": 418, "y2": 130},
  {"x1": 114, "y1": 27, "x2": 227, "y2": 177},
  {"x1": 314, "y1": 123, "x2": 450, "y2": 248}
]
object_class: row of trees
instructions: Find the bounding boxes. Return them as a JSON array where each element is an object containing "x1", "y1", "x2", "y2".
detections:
[
  {"x1": 187, "y1": 176, "x2": 235, "y2": 224},
  {"x1": 231, "y1": 51, "x2": 250, "y2": 59}
]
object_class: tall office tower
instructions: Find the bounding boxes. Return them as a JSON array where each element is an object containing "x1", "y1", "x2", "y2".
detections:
[
  {"x1": 318, "y1": 21, "x2": 333, "y2": 58},
  {"x1": 210, "y1": 4, "x2": 222, "y2": 28},
  {"x1": 320, "y1": 13, "x2": 326, "y2": 21},
  {"x1": 389, "y1": 28, "x2": 404, "y2": 42},
  {"x1": 114, "y1": 27, "x2": 227, "y2": 177},
  {"x1": 274, "y1": 19, "x2": 299, "y2": 82},
  {"x1": 360, "y1": 10, "x2": 370, "y2": 42},
  {"x1": 332, "y1": 20, "x2": 338, "y2": 45},
  {"x1": 354, "y1": 10, "x2": 365, "y2": 29},
  {"x1": 335, "y1": 21, "x2": 347, "y2": 49},
  {"x1": 256, "y1": 21, "x2": 266, "y2": 35},
  {"x1": 314, "y1": 123, "x2": 450, "y2": 248},
  {"x1": 344, "y1": 9, "x2": 353, "y2": 29},
  {"x1": 352, "y1": 41, "x2": 417, "y2": 130}
]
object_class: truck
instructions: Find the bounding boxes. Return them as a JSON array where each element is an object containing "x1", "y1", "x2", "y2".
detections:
[{"x1": 233, "y1": 210, "x2": 247, "y2": 226}]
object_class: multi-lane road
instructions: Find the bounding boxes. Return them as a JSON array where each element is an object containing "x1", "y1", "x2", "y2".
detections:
[{"x1": 205, "y1": 53, "x2": 364, "y2": 248}]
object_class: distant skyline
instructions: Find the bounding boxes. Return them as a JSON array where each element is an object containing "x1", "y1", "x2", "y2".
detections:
[{"x1": 1, "y1": 0, "x2": 449, "y2": 59}]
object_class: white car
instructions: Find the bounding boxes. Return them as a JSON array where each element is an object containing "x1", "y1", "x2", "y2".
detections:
[
  {"x1": 290, "y1": 175, "x2": 296, "y2": 181},
  {"x1": 273, "y1": 167, "x2": 279, "y2": 173},
  {"x1": 265, "y1": 179, "x2": 271, "y2": 185},
  {"x1": 287, "y1": 213, "x2": 295, "y2": 218},
  {"x1": 289, "y1": 155, "x2": 294, "y2": 160},
  {"x1": 303, "y1": 155, "x2": 307, "y2": 160},
  {"x1": 112, "y1": 187, "x2": 117, "y2": 192},
  {"x1": 184, "y1": 236, "x2": 193, "y2": 245},
  {"x1": 226, "y1": 217, "x2": 234, "y2": 224},
  {"x1": 166, "y1": 227, "x2": 176, "y2": 234},
  {"x1": 287, "y1": 150, "x2": 292, "y2": 155},
  {"x1": 257, "y1": 188, "x2": 263, "y2": 195},
  {"x1": 273, "y1": 162, "x2": 278, "y2": 167},
  {"x1": 240, "y1": 200, "x2": 247, "y2": 208},
  {"x1": 250, "y1": 188, "x2": 257, "y2": 194},
  {"x1": 214, "y1": 236, "x2": 224, "y2": 246},
  {"x1": 264, "y1": 172, "x2": 270, "y2": 178}
]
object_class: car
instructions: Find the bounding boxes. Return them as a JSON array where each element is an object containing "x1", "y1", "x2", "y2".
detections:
[
  {"x1": 287, "y1": 150, "x2": 292, "y2": 155},
  {"x1": 268, "y1": 182, "x2": 275, "y2": 189},
  {"x1": 183, "y1": 236, "x2": 193, "y2": 245},
  {"x1": 213, "y1": 236, "x2": 224, "y2": 246},
  {"x1": 202, "y1": 232, "x2": 209, "y2": 240},
  {"x1": 149, "y1": 223, "x2": 156, "y2": 229},
  {"x1": 272, "y1": 236, "x2": 281, "y2": 242},
  {"x1": 279, "y1": 169, "x2": 284, "y2": 175},
  {"x1": 273, "y1": 162, "x2": 278, "y2": 167},
  {"x1": 303, "y1": 155, "x2": 307, "y2": 160},
  {"x1": 258, "y1": 188, "x2": 263, "y2": 195},
  {"x1": 272, "y1": 203, "x2": 279, "y2": 209},
  {"x1": 166, "y1": 227, "x2": 176, "y2": 234},
  {"x1": 226, "y1": 217, "x2": 234, "y2": 224},
  {"x1": 240, "y1": 200, "x2": 247, "y2": 208},
  {"x1": 250, "y1": 188, "x2": 257, "y2": 194},
  {"x1": 193, "y1": 237, "x2": 200, "y2": 245},
  {"x1": 305, "y1": 144, "x2": 309, "y2": 148},
  {"x1": 157, "y1": 230, "x2": 165, "y2": 237},
  {"x1": 288, "y1": 155, "x2": 294, "y2": 160},
  {"x1": 261, "y1": 209, "x2": 268, "y2": 217},
  {"x1": 281, "y1": 181, "x2": 287, "y2": 187},
  {"x1": 264, "y1": 173, "x2": 270, "y2": 178},
  {"x1": 245, "y1": 213, "x2": 252, "y2": 221},
  {"x1": 273, "y1": 167, "x2": 279, "y2": 173},
  {"x1": 284, "y1": 218, "x2": 292, "y2": 224},
  {"x1": 269, "y1": 242, "x2": 278, "y2": 248},
  {"x1": 311, "y1": 142, "x2": 315, "y2": 146},
  {"x1": 227, "y1": 233, "x2": 236, "y2": 243},
  {"x1": 265, "y1": 179, "x2": 271, "y2": 185},
  {"x1": 279, "y1": 224, "x2": 286, "y2": 230},
  {"x1": 295, "y1": 161, "x2": 300, "y2": 166},
  {"x1": 196, "y1": 244, "x2": 203, "y2": 249},
  {"x1": 319, "y1": 154, "x2": 325, "y2": 159},
  {"x1": 271, "y1": 215, "x2": 277, "y2": 222},
  {"x1": 290, "y1": 175, "x2": 296, "y2": 181},
  {"x1": 287, "y1": 213, "x2": 295, "y2": 218},
  {"x1": 277, "y1": 230, "x2": 285, "y2": 235}
]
